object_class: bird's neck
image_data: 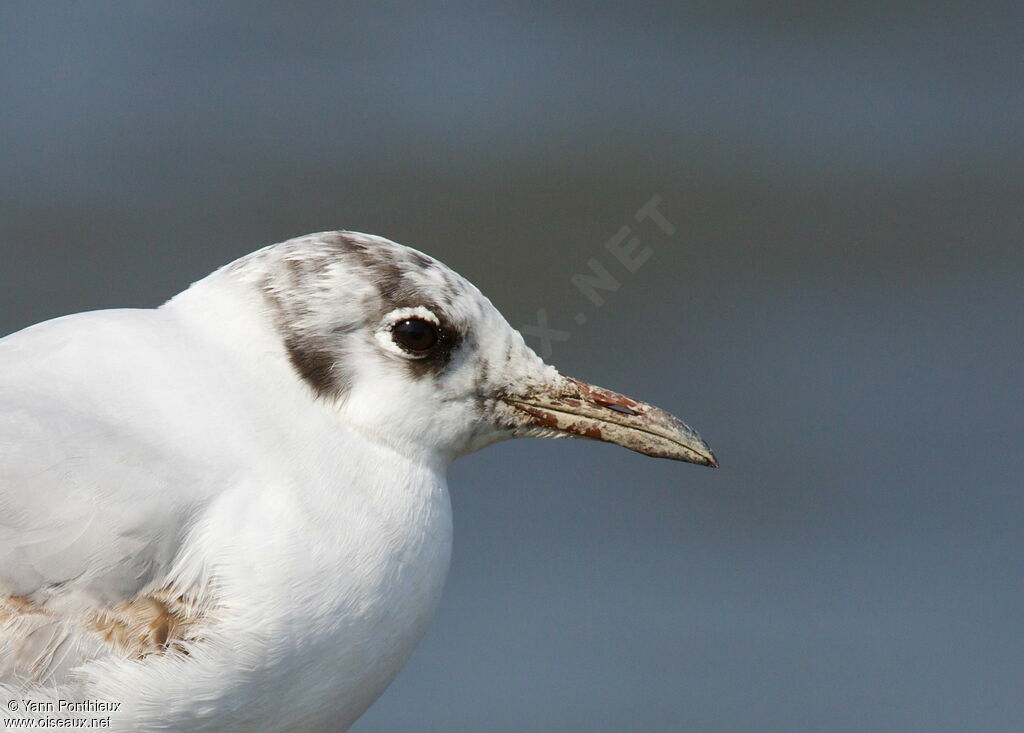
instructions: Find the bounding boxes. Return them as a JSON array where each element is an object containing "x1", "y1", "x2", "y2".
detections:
[{"x1": 163, "y1": 273, "x2": 288, "y2": 367}]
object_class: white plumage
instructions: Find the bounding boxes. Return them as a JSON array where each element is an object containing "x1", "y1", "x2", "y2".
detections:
[{"x1": 0, "y1": 231, "x2": 714, "y2": 731}]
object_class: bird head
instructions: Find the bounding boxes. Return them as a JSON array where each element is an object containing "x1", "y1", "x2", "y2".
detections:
[{"x1": 224, "y1": 231, "x2": 716, "y2": 468}]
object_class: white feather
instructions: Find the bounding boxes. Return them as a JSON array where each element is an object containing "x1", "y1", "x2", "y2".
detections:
[{"x1": 0, "y1": 232, "x2": 564, "y2": 731}]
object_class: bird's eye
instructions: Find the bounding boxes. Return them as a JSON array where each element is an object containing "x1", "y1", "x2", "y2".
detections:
[{"x1": 391, "y1": 318, "x2": 439, "y2": 353}]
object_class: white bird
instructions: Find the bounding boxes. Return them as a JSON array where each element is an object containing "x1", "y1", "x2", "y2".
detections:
[{"x1": 0, "y1": 231, "x2": 715, "y2": 731}]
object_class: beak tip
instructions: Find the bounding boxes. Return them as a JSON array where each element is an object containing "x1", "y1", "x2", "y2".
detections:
[
  {"x1": 676, "y1": 432, "x2": 717, "y2": 468},
  {"x1": 686, "y1": 445, "x2": 718, "y2": 468},
  {"x1": 701, "y1": 443, "x2": 718, "y2": 468}
]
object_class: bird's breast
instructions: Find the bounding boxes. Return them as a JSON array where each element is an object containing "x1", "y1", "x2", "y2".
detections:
[{"x1": 179, "y1": 448, "x2": 454, "y2": 730}]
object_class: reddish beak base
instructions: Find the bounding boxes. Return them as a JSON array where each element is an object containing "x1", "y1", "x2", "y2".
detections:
[{"x1": 504, "y1": 377, "x2": 718, "y2": 467}]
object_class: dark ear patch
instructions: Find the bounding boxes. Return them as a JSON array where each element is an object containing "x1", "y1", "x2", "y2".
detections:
[
  {"x1": 284, "y1": 337, "x2": 338, "y2": 398},
  {"x1": 260, "y1": 231, "x2": 473, "y2": 394}
]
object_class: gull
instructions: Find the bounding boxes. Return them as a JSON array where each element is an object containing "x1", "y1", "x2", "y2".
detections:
[{"x1": 0, "y1": 231, "x2": 716, "y2": 731}]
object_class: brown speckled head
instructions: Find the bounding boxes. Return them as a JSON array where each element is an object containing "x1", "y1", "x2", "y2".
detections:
[{"x1": 219, "y1": 230, "x2": 716, "y2": 465}]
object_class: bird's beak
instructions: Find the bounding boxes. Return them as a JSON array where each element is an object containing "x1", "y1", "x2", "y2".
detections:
[{"x1": 503, "y1": 377, "x2": 718, "y2": 467}]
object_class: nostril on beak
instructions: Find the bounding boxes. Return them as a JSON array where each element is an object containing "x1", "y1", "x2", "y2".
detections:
[{"x1": 599, "y1": 402, "x2": 638, "y2": 416}]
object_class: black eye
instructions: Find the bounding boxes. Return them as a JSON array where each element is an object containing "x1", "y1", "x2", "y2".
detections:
[{"x1": 392, "y1": 318, "x2": 439, "y2": 353}]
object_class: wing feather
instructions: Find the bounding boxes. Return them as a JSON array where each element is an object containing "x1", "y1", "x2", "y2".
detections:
[{"x1": 0, "y1": 309, "x2": 229, "y2": 682}]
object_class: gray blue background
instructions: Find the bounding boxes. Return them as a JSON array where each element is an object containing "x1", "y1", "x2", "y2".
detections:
[{"x1": 1, "y1": 3, "x2": 1021, "y2": 731}]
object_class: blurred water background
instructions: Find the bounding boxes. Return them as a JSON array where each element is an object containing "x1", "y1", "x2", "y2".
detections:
[{"x1": 1, "y1": 3, "x2": 1021, "y2": 731}]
